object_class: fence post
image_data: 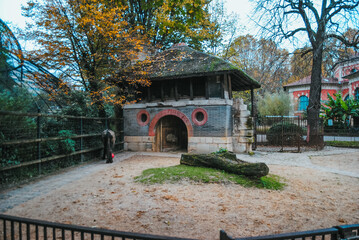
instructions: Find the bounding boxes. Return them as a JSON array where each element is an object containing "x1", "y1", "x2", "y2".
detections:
[
  {"x1": 298, "y1": 116, "x2": 301, "y2": 152},
  {"x1": 37, "y1": 108, "x2": 41, "y2": 175},
  {"x1": 280, "y1": 116, "x2": 284, "y2": 152},
  {"x1": 80, "y1": 117, "x2": 83, "y2": 162},
  {"x1": 253, "y1": 115, "x2": 257, "y2": 150}
]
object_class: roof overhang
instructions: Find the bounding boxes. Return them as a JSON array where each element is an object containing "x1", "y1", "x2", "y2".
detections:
[{"x1": 149, "y1": 69, "x2": 260, "y2": 91}]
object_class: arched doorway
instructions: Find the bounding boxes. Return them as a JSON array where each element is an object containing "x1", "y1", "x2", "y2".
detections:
[{"x1": 155, "y1": 115, "x2": 188, "y2": 152}]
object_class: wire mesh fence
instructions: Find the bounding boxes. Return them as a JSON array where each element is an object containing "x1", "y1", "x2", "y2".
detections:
[
  {"x1": 254, "y1": 116, "x2": 324, "y2": 152},
  {"x1": 0, "y1": 110, "x2": 123, "y2": 188}
]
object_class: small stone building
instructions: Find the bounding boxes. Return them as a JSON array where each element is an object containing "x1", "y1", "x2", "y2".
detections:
[{"x1": 123, "y1": 43, "x2": 260, "y2": 153}]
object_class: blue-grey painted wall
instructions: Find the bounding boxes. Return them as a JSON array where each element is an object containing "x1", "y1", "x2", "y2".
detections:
[{"x1": 124, "y1": 105, "x2": 232, "y2": 137}]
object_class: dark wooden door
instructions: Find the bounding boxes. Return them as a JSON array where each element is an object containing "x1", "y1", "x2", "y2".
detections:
[{"x1": 156, "y1": 115, "x2": 187, "y2": 152}]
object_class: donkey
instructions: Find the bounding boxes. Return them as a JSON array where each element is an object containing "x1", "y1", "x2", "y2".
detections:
[{"x1": 101, "y1": 129, "x2": 116, "y2": 163}]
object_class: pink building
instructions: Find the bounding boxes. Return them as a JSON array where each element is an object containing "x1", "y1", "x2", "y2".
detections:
[{"x1": 284, "y1": 56, "x2": 359, "y2": 116}]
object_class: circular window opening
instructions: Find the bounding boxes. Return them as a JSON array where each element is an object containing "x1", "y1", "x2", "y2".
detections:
[
  {"x1": 191, "y1": 108, "x2": 208, "y2": 126},
  {"x1": 137, "y1": 110, "x2": 150, "y2": 126},
  {"x1": 141, "y1": 113, "x2": 148, "y2": 123},
  {"x1": 195, "y1": 111, "x2": 204, "y2": 122}
]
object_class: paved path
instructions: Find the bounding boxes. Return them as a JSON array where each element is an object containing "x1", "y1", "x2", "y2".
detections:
[
  {"x1": 237, "y1": 146, "x2": 359, "y2": 178},
  {"x1": 1, "y1": 148, "x2": 358, "y2": 212}
]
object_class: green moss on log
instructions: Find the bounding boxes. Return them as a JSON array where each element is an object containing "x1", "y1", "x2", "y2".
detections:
[{"x1": 180, "y1": 153, "x2": 269, "y2": 178}]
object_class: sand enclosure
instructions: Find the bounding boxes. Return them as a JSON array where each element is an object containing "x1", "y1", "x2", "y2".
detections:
[{"x1": 1, "y1": 148, "x2": 359, "y2": 240}]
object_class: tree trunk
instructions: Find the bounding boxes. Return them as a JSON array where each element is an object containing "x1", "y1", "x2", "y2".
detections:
[
  {"x1": 180, "y1": 153, "x2": 269, "y2": 178},
  {"x1": 307, "y1": 43, "x2": 324, "y2": 147}
]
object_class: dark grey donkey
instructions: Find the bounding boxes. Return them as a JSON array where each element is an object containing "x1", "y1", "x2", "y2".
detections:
[{"x1": 101, "y1": 129, "x2": 116, "y2": 163}]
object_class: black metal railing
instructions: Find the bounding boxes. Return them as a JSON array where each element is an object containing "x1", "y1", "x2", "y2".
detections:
[
  {"x1": 254, "y1": 116, "x2": 308, "y2": 152},
  {"x1": 1, "y1": 214, "x2": 358, "y2": 240},
  {"x1": 0, "y1": 214, "x2": 196, "y2": 240},
  {"x1": 220, "y1": 224, "x2": 359, "y2": 240}
]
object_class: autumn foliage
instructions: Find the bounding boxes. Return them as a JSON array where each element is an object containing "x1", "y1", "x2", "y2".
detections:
[{"x1": 22, "y1": 0, "x2": 151, "y2": 116}]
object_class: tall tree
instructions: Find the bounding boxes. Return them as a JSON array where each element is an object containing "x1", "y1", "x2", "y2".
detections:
[
  {"x1": 253, "y1": 0, "x2": 359, "y2": 145},
  {"x1": 225, "y1": 35, "x2": 290, "y2": 94},
  {"x1": 120, "y1": 0, "x2": 221, "y2": 50},
  {"x1": 22, "y1": 0, "x2": 150, "y2": 117}
]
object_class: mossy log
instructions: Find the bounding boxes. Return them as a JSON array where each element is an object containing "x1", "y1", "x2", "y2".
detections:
[{"x1": 180, "y1": 153, "x2": 269, "y2": 178}]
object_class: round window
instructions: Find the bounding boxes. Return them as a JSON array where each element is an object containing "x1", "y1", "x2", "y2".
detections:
[
  {"x1": 195, "y1": 111, "x2": 204, "y2": 122},
  {"x1": 137, "y1": 110, "x2": 150, "y2": 126},
  {"x1": 191, "y1": 108, "x2": 208, "y2": 126},
  {"x1": 141, "y1": 113, "x2": 148, "y2": 123}
]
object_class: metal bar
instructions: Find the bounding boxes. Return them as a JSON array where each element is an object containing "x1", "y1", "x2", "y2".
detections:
[
  {"x1": 44, "y1": 226, "x2": 47, "y2": 240},
  {"x1": 80, "y1": 117, "x2": 84, "y2": 162},
  {"x1": 0, "y1": 214, "x2": 197, "y2": 240},
  {"x1": 37, "y1": 108, "x2": 41, "y2": 175},
  {"x1": 26, "y1": 223, "x2": 30, "y2": 240},
  {"x1": 0, "y1": 146, "x2": 103, "y2": 172},
  {"x1": 0, "y1": 133, "x2": 102, "y2": 146},
  {"x1": 0, "y1": 110, "x2": 113, "y2": 120},
  {"x1": 35, "y1": 225, "x2": 38, "y2": 240},
  {"x1": 3, "y1": 219, "x2": 7, "y2": 240},
  {"x1": 10, "y1": 220, "x2": 14, "y2": 240},
  {"x1": 53, "y1": 227, "x2": 56, "y2": 240},
  {"x1": 19, "y1": 221, "x2": 22, "y2": 240}
]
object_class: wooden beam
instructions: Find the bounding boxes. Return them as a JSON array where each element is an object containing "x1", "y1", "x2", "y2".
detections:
[
  {"x1": 205, "y1": 78, "x2": 209, "y2": 99},
  {"x1": 147, "y1": 87, "x2": 151, "y2": 102},
  {"x1": 174, "y1": 81, "x2": 178, "y2": 101},
  {"x1": 190, "y1": 79, "x2": 194, "y2": 100},
  {"x1": 228, "y1": 74, "x2": 232, "y2": 99},
  {"x1": 251, "y1": 88, "x2": 255, "y2": 117},
  {"x1": 160, "y1": 81, "x2": 164, "y2": 102},
  {"x1": 221, "y1": 75, "x2": 225, "y2": 99}
]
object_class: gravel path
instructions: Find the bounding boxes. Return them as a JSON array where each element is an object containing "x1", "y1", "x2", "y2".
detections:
[
  {"x1": 0, "y1": 152, "x2": 137, "y2": 212},
  {"x1": 1, "y1": 147, "x2": 358, "y2": 213},
  {"x1": 237, "y1": 146, "x2": 359, "y2": 178}
]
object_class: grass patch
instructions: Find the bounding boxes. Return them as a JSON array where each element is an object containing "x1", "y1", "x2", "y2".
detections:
[
  {"x1": 134, "y1": 165, "x2": 286, "y2": 190},
  {"x1": 326, "y1": 141, "x2": 359, "y2": 148}
]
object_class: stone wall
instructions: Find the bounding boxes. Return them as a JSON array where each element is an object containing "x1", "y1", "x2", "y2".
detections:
[
  {"x1": 123, "y1": 100, "x2": 233, "y2": 138},
  {"x1": 232, "y1": 98, "x2": 253, "y2": 153},
  {"x1": 123, "y1": 98, "x2": 254, "y2": 153}
]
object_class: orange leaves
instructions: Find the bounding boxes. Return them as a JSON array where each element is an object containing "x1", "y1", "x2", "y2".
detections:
[{"x1": 23, "y1": 0, "x2": 153, "y2": 111}]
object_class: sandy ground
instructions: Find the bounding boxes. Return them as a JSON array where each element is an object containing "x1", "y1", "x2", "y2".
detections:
[{"x1": 1, "y1": 147, "x2": 359, "y2": 240}]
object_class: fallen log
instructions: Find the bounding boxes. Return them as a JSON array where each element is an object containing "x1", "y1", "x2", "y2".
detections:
[{"x1": 180, "y1": 153, "x2": 269, "y2": 178}]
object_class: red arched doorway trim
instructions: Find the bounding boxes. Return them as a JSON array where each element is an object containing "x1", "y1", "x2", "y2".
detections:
[{"x1": 148, "y1": 109, "x2": 193, "y2": 137}]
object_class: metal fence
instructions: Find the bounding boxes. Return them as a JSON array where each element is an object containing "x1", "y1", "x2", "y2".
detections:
[
  {"x1": 254, "y1": 116, "x2": 310, "y2": 152},
  {"x1": 220, "y1": 224, "x2": 359, "y2": 240},
  {"x1": 254, "y1": 115, "x2": 359, "y2": 152},
  {"x1": 0, "y1": 214, "x2": 196, "y2": 240},
  {"x1": 0, "y1": 110, "x2": 123, "y2": 187},
  {"x1": 0, "y1": 214, "x2": 358, "y2": 240}
]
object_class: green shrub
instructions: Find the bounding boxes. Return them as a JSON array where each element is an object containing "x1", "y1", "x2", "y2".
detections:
[
  {"x1": 257, "y1": 91, "x2": 292, "y2": 117},
  {"x1": 58, "y1": 130, "x2": 76, "y2": 153},
  {"x1": 267, "y1": 122, "x2": 304, "y2": 145}
]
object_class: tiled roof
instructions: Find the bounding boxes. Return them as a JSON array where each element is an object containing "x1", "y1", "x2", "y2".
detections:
[
  {"x1": 145, "y1": 43, "x2": 261, "y2": 91},
  {"x1": 284, "y1": 76, "x2": 340, "y2": 87}
]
